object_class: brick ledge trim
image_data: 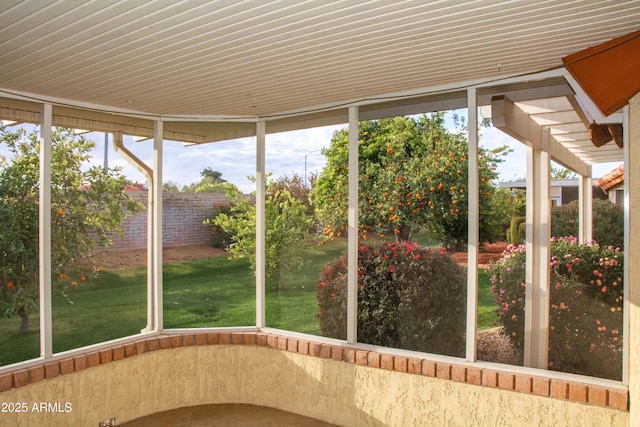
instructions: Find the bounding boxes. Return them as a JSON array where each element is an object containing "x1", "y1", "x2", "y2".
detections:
[{"x1": 0, "y1": 331, "x2": 628, "y2": 412}]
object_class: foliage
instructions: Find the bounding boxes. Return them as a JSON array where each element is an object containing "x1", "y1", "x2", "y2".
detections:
[
  {"x1": 551, "y1": 199, "x2": 624, "y2": 248},
  {"x1": 314, "y1": 114, "x2": 505, "y2": 250},
  {"x1": 0, "y1": 127, "x2": 142, "y2": 332},
  {"x1": 211, "y1": 180, "x2": 314, "y2": 288},
  {"x1": 551, "y1": 165, "x2": 577, "y2": 179},
  {"x1": 487, "y1": 237, "x2": 623, "y2": 379},
  {"x1": 162, "y1": 181, "x2": 182, "y2": 192},
  {"x1": 0, "y1": 238, "x2": 504, "y2": 366},
  {"x1": 182, "y1": 168, "x2": 227, "y2": 193},
  {"x1": 208, "y1": 204, "x2": 235, "y2": 248},
  {"x1": 268, "y1": 173, "x2": 315, "y2": 218},
  {"x1": 486, "y1": 187, "x2": 526, "y2": 242},
  {"x1": 317, "y1": 241, "x2": 466, "y2": 356},
  {"x1": 200, "y1": 167, "x2": 227, "y2": 182},
  {"x1": 507, "y1": 216, "x2": 526, "y2": 245}
]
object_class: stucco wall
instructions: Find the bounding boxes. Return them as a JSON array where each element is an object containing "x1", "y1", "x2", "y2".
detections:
[
  {"x1": 627, "y1": 93, "x2": 640, "y2": 426},
  {"x1": 0, "y1": 344, "x2": 628, "y2": 427}
]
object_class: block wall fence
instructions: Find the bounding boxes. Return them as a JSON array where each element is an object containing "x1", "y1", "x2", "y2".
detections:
[{"x1": 107, "y1": 191, "x2": 231, "y2": 252}]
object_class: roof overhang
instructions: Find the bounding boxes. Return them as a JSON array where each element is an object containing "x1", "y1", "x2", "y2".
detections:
[
  {"x1": 490, "y1": 92, "x2": 624, "y2": 176},
  {"x1": 0, "y1": 72, "x2": 584, "y2": 144}
]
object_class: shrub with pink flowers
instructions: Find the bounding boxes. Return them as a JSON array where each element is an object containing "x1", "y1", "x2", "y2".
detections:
[
  {"x1": 487, "y1": 236, "x2": 624, "y2": 379},
  {"x1": 317, "y1": 241, "x2": 466, "y2": 357}
]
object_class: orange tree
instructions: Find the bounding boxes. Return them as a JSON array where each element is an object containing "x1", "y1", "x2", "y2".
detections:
[
  {"x1": 0, "y1": 126, "x2": 142, "y2": 332},
  {"x1": 314, "y1": 114, "x2": 504, "y2": 249}
]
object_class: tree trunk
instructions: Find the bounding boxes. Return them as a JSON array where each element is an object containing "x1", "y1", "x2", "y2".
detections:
[
  {"x1": 17, "y1": 306, "x2": 30, "y2": 333},
  {"x1": 399, "y1": 224, "x2": 413, "y2": 242}
]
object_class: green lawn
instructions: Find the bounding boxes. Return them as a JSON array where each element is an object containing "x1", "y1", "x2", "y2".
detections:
[{"x1": 0, "y1": 238, "x2": 499, "y2": 366}]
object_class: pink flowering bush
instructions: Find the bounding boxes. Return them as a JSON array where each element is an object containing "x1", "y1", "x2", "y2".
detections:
[
  {"x1": 487, "y1": 236, "x2": 624, "y2": 379},
  {"x1": 317, "y1": 241, "x2": 466, "y2": 357}
]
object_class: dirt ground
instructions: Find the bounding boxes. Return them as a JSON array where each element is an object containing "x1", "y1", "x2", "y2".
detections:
[
  {"x1": 446, "y1": 241, "x2": 508, "y2": 268},
  {"x1": 96, "y1": 242, "x2": 517, "y2": 363},
  {"x1": 96, "y1": 245, "x2": 226, "y2": 268},
  {"x1": 96, "y1": 242, "x2": 508, "y2": 269}
]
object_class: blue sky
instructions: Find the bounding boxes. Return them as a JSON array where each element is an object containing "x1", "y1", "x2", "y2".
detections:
[{"x1": 1, "y1": 118, "x2": 621, "y2": 194}]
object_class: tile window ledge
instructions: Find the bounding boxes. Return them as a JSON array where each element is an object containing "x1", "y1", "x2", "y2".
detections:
[{"x1": 0, "y1": 331, "x2": 628, "y2": 412}]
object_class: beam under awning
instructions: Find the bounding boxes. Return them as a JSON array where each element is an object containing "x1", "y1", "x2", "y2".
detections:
[{"x1": 491, "y1": 95, "x2": 590, "y2": 177}]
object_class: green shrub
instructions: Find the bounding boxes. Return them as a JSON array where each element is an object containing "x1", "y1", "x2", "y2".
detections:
[
  {"x1": 317, "y1": 241, "x2": 466, "y2": 357},
  {"x1": 211, "y1": 183, "x2": 314, "y2": 289},
  {"x1": 551, "y1": 199, "x2": 624, "y2": 248},
  {"x1": 487, "y1": 236, "x2": 623, "y2": 379},
  {"x1": 486, "y1": 187, "x2": 526, "y2": 242},
  {"x1": 207, "y1": 204, "x2": 235, "y2": 248},
  {"x1": 507, "y1": 216, "x2": 526, "y2": 245}
]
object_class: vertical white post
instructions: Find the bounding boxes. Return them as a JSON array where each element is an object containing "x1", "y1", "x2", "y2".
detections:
[
  {"x1": 256, "y1": 121, "x2": 266, "y2": 328},
  {"x1": 145, "y1": 149, "x2": 154, "y2": 332},
  {"x1": 622, "y1": 104, "x2": 630, "y2": 385},
  {"x1": 524, "y1": 146, "x2": 534, "y2": 366},
  {"x1": 524, "y1": 130, "x2": 551, "y2": 369},
  {"x1": 39, "y1": 103, "x2": 53, "y2": 358},
  {"x1": 466, "y1": 88, "x2": 479, "y2": 361},
  {"x1": 153, "y1": 121, "x2": 163, "y2": 331},
  {"x1": 346, "y1": 106, "x2": 359, "y2": 344},
  {"x1": 578, "y1": 170, "x2": 593, "y2": 243},
  {"x1": 584, "y1": 170, "x2": 593, "y2": 243},
  {"x1": 578, "y1": 175, "x2": 586, "y2": 242}
]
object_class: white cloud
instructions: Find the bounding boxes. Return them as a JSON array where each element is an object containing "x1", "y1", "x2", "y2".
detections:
[{"x1": 480, "y1": 126, "x2": 528, "y2": 181}]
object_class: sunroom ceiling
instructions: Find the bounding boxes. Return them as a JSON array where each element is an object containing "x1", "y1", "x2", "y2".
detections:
[
  {"x1": 1, "y1": 0, "x2": 639, "y2": 117},
  {"x1": 0, "y1": 1, "x2": 637, "y2": 157}
]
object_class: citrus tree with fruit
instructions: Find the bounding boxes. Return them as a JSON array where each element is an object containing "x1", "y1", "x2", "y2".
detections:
[
  {"x1": 0, "y1": 126, "x2": 142, "y2": 332},
  {"x1": 314, "y1": 114, "x2": 505, "y2": 249}
]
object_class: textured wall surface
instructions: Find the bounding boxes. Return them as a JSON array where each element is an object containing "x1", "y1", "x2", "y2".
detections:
[
  {"x1": 107, "y1": 192, "x2": 231, "y2": 251},
  {"x1": 0, "y1": 345, "x2": 629, "y2": 427}
]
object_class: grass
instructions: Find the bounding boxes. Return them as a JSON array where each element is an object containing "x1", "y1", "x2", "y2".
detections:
[
  {"x1": 477, "y1": 270, "x2": 498, "y2": 329},
  {"x1": 0, "y1": 238, "x2": 499, "y2": 366}
]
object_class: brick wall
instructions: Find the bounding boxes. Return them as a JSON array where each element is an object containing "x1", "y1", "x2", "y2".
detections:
[{"x1": 107, "y1": 191, "x2": 232, "y2": 252}]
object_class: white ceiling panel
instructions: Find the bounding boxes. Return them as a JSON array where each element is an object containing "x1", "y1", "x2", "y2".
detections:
[{"x1": 0, "y1": 0, "x2": 638, "y2": 118}]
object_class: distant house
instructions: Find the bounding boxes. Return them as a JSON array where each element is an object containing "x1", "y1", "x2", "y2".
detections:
[
  {"x1": 500, "y1": 179, "x2": 608, "y2": 207},
  {"x1": 595, "y1": 165, "x2": 625, "y2": 206},
  {"x1": 124, "y1": 182, "x2": 148, "y2": 192}
]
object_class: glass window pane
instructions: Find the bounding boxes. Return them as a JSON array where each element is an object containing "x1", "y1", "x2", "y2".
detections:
[
  {"x1": 0, "y1": 124, "x2": 41, "y2": 365},
  {"x1": 353, "y1": 113, "x2": 468, "y2": 356},
  {"x1": 478, "y1": 124, "x2": 527, "y2": 366},
  {"x1": 547, "y1": 226, "x2": 624, "y2": 379},
  {"x1": 264, "y1": 128, "x2": 348, "y2": 337},
  {"x1": 51, "y1": 131, "x2": 146, "y2": 352},
  {"x1": 162, "y1": 139, "x2": 256, "y2": 328}
]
